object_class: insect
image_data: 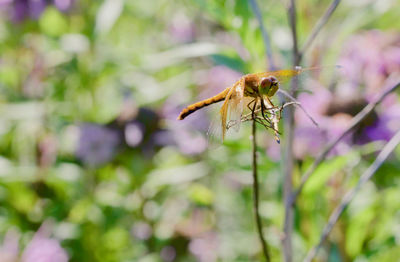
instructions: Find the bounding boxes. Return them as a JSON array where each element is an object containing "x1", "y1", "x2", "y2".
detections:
[{"x1": 177, "y1": 66, "x2": 322, "y2": 142}]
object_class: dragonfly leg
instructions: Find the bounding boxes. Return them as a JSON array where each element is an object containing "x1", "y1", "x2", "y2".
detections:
[
  {"x1": 261, "y1": 99, "x2": 281, "y2": 143},
  {"x1": 250, "y1": 98, "x2": 258, "y2": 120},
  {"x1": 246, "y1": 98, "x2": 255, "y2": 112},
  {"x1": 245, "y1": 98, "x2": 255, "y2": 119},
  {"x1": 254, "y1": 116, "x2": 273, "y2": 129},
  {"x1": 260, "y1": 99, "x2": 273, "y2": 125},
  {"x1": 278, "y1": 103, "x2": 286, "y2": 121}
]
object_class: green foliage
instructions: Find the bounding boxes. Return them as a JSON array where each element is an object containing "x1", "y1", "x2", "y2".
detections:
[
  {"x1": 39, "y1": 8, "x2": 69, "y2": 37},
  {"x1": 0, "y1": 0, "x2": 399, "y2": 261}
]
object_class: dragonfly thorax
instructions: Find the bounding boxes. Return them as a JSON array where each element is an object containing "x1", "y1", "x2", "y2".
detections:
[{"x1": 243, "y1": 75, "x2": 279, "y2": 98}]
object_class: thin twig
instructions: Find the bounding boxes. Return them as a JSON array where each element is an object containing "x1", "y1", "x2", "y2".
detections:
[
  {"x1": 249, "y1": 0, "x2": 276, "y2": 70},
  {"x1": 300, "y1": 0, "x2": 341, "y2": 57},
  {"x1": 282, "y1": 0, "x2": 342, "y2": 260},
  {"x1": 290, "y1": 81, "x2": 400, "y2": 206},
  {"x1": 287, "y1": 0, "x2": 300, "y2": 66},
  {"x1": 278, "y1": 89, "x2": 319, "y2": 128},
  {"x1": 303, "y1": 129, "x2": 400, "y2": 262},
  {"x1": 252, "y1": 117, "x2": 271, "y2": 262},
  {"x1": 282, "y1": 0, "x2": 299, "y2": 261},
  {"x1": 246, "y1": 2, "x2": 278, "y2": 258},
  {"x1": 282, "y1": 101, "x2": 295, "y2": 262}
]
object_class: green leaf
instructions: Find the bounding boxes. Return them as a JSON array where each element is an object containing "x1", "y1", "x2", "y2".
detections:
[
  {"x1": 188, "y1": 183, "x2": 214, "y2": 206},
  {"x1": 0, "y1": 66, "x2": 19, "y2": 87},
  {"x1": 302, "y1": 155, "x2": 352, "y2": 194},
  {"x1": 7, "y1": 183, "x2": 37, "y2": 214},
  {"x1": 39, "y1": 7, "x2": 69, "y2": 37},
  {"x1": 234, "y1": 0, "x2": 251, "y2": 21},
  {"x1": 346, "y1": 207, "x2": 375, "y2": 257},
  {"x1": 211, "y1": 54, "x2": 245, "y2": 72}
]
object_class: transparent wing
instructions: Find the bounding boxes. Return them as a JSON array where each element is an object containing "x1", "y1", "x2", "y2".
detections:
[
  {"x1": 206, "y1": 78, "x2": 245, "y2": 143},
  {"x1": 206, "y1": 99, "x2": 244, "y2": 146},
  {"x1": 206, "y1": 113, "x2": 223, "y2": 147},
  {"x1": 206, "y1": 88, "x2": 233, "y2": 144},
  {"x1": 255, "y1": 68, "x2": 301, "y2": 84},
  {"x1": 226, "y1": 79, "x2": 244, "y2": 132},
  {"x1": 219, "y1": 78, "x2": 244, "y2": 140},
  {"x1": 255, "y1": 66, "x2": 341, "y2": 89}
]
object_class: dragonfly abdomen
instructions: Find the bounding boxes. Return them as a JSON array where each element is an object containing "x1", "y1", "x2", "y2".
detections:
[{"x1": 178, "y1": 88, "x2": 230, "y2": 120}]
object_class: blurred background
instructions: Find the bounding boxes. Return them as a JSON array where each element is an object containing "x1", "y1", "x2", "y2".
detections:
[{"x1": 0, "y1": 0, "x2": 399, "y2": 261}]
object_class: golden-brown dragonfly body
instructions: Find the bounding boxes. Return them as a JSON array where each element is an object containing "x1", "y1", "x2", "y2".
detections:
[
  {"x1": 177, "y1": 88, "x2": 230, "y2": 120},
  {"x1": 178, "y1": 76, "x2": 271, "y2": 118},
  {"x1": 177, "y1": 67, "x2": 306, "y2": 140}
]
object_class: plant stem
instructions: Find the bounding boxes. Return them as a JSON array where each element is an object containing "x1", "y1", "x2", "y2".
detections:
[
  {"x1": 303, "y1": 128, "x2": 400, "y2": 262},
  {"x1": 282, "y1": 106, "x2": 295, "y2": 262},
  {"x1": 248, "y1": 2, "x2": 276, "y2": 260},
  {"x1": 283, "y1": 0, "x2": 343, "y2": 259},
  {"x1": 290, "y1": 81, "x2": 400, "y2": 206},
  {"x1": 249, "y1": 0, "x2": 276, "y2": 70},
  {"x1": 252, "y1": 118, "x2": 271, "y2": 262},
  {"x1": 282, "y1": 0, "x2": 299, "y2": 260},
  {"x1": 300, "y1": 0, "x2": 342, "y2": 57}
]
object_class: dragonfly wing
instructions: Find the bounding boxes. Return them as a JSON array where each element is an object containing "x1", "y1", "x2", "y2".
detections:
[
  {"x1": 219, "y1": 91, "x2": 230, "y2": 140},
  {"x1": 217, "y1": 78, "x2": 245, "y2": 140},
  {"x1": 257, "y1": 66, "x2": 340, "y2": 87},
  {"x1": 226, "y1": 78, "x2": 244, "y2": 132},
  {"x1": 207, "y1": 112, "x2": 223, "y2": 146},
  {"x1": 256, "y1": 68, "x2": 302, "y2": 85},
  {"x1": 206, "y1": 98, "x2": 235, "y2": 146}
]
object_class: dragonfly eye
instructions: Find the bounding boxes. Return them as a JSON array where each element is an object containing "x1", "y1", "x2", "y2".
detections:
[
  {"x1": 269, "y1": 76, "x2": 278, "y2": 85},
  {"x1": 260, "y1": 77, "x2": 271, "y2": 87},
  {"x1": 259, "y1": 76, "x2": 279, "y2": 96}
]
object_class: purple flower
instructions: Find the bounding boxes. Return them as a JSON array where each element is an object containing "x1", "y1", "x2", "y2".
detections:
[
  {"x1": 152, "y1": 130, "x2": 175, "y2": 147},
  {"x1": 124, "y1": 122, "x2": 144, "y2": 147},
  {"x1": 29, "y1": 0, "x2": 46, "y2": 19},
  {"x1": 169, "y1": 13, "x2": 195, "y2": 43},
  {"x1": 0, "y1": 230, "x2": 19, "y2": 262},
  {"x1": 293, "y1": 126, "x2": 328, "y2": 159},
  {"x1": 160, "y1": 246, "x2": 176, "y2": 262},
  {"x1": 21, "y1": 234, "x2": 68, "y2": 262},
  {"x1": 195, "y1": 66, "x2": 242, "y2": 101},
  {"x1": 12, "y1": 0, "x2": 47, "y2": 22},
  {"x1": 338, "y1": 30, "x2": 400, "y2": 101},
  {"x1": 357, "y1": 99, "x2": 400, "y2": 144},
  {"x1": 131, "y1": 222, "x2": 152, "y2": 240},
  {"x1": 173, "y1": 128, "x2": 207, "y2": 155},
  {"x1": 189, "y1": 233, "x2": 218, "y2": 262},
  {"x1": 362, "y1": 118, "x2": 393, "y2": 142},
  {"x1": 12, "y1": 0, "x2": 29, "y2": 22},
  {"x1": 3, "y1": 0, "x2": 75, "y2": 22},
  {"x1": 0, "y1": 222, "x2": 68, "y2": 262},
  {"x1": 284, "y1": 30, "x2": 400, "y2": 159},
  {"x1": 53, "y1": 0, "x2": 74, "y2": 12},
  {"x1": 0, "y1": 0, "x2": 13, "y2": 6},
  {"x1": 76, "y1": 124, "x2": 120, "y2": 166}
]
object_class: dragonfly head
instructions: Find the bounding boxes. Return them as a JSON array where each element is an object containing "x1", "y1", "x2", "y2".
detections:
[{"x1": 259, "y1": 76, "x2": 279, "y2": 97}]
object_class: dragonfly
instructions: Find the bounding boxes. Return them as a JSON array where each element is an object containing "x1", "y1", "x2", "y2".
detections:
[{"x1": 177, "y1": 66, "x2": 324, "y2": 143}]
